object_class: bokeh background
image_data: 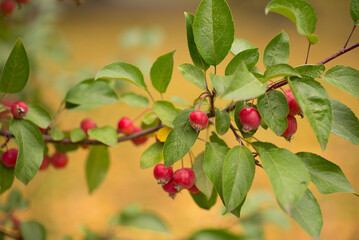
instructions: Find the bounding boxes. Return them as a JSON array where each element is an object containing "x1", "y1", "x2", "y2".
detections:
[{"x1": 0, "y1": 0, "x2": 358, "y2": 239}]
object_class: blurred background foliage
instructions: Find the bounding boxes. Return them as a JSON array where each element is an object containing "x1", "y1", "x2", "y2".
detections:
[{"x1": 0, "y1": 0, "x2": 358, "y2": 239}]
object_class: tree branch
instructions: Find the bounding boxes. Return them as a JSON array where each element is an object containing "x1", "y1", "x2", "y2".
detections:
[
  {"x1": 316, "y1": 42, "x2": 359, "y2": 65},
  {"x1": 0, "y1": 124, "x2": 164, "y2": 146},
  {"x1": 0, "y1": 225, "x2": 20, "y2": 239}
]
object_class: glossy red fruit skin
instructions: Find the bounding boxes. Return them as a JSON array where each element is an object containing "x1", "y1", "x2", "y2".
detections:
[
  {"x1": 162, "y1": 180, "x2": 178, "y2": 198},
  {"x1": 38, "y1": 126, "x2": 48, "y2": 134},
  {"x1": 173, "y1": 168, "x2": 195, "y2": 191},
  {"x1": 1, "y1": 149, "x2": 18, "y2": 168},
  {"x1": 39, "y1": 156, "x2": 51, "y2": 170},
  {"x1": 281, "y1": 115, "x2": 298, "y2": 141},
  {"x1": 11, "y1": 101, "x2": 28, "y2": 119},
  {"x1": 118, "y1": 117, "x2": 135, "y2": 134},
  {"x1": 131, "y1": 127, "x2": 148, "y2": 145},
  {"x1": 0, "y1": 1, "x2": 15, "y2": 16},
  {"x1": 189, "y1": 111, "x2": 208, "y2": 131},
  {"x1": 51, "y1": 152, "x2": 68, "y2": 168},
  {"x1": 80, "y1": 118, "x2": 96, "y2": 135},
  {"x1": 188, "y1": 184, "x2": 200, "y2": 194},
  {"x1": 285, "y1": 88, "x2": 302, "y2": 116},
  {"x1": 239, "y1": 107, "x2": 261, "y2": 132},
  {"x1": 153, "y1": 164, "x2": 173, "y2": 184}
]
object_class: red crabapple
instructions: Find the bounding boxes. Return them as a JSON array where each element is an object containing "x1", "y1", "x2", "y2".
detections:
[
  {"x1": 39, "y1": 155, "x2": 51, "y2": 170},
  {"x1": 238, "y1": 107, "x2": 261, "y2": 132},
  {"x1": 173, "y1": 168, "x2": 195, "y2": 191},
  {"x1": 153, "y1": 164, "x2": 173, "y2": 184},
  {"x1": 131, "y1": 127, "x2": 148, "y2": 145},
  {"x1": 1, "y1": 149, "x2": 18, "y2": 168},
  {"x1": 51, "y1": 152, "x2": 68, "y2": 168},
  {"x1": 0, "y1": 1, "x2": 15, "y2": 16},
  {"x1": 162, "y1": 180, "x2": 178, "y2": 198},
  {"x1": 285, "y1": 88, "x2": 302, "y2": 116},
  {"x1": 80, "y1": 118, "x2": 96, "y2": 135},
  {"x1": 281, "y1": 115, "x2": 298, "y2": 141},
  {"x1": 11, "y1": 101, "x2": 28, "y2": 119},
  {"x1": 118, "y1": 117, "x2": 135, "y2": 134},
  {"x1": 189, "y1": 110, "x2": 208, "y2": 131}
]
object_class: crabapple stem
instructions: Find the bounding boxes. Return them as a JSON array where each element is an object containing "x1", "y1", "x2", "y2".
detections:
[
  {"x1": 305, "y1": 41, "x2": 311, "y2": 64},
  {"x1": 145, "y1": 89, "x2": 156, "y2": 103},
  {"x1": 343, "y1": 24, "x2": 356, "y2": 49}
]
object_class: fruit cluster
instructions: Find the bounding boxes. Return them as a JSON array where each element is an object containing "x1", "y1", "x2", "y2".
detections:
[
  {"x1": 238, "y1": 88, "x2": 301, "y2": 140},
  {"x1": 0, "y1": 0, "x2": 30, "y2": 16},
  {"x1": 153, "y1": 163, "x2": 199, "y2": 198}
]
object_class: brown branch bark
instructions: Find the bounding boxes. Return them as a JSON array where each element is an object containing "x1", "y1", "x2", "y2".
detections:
[{"x1": 0, "y1": 124, "x2": 164, "y2": 146}]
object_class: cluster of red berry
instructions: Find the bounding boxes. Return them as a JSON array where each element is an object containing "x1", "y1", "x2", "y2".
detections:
[
  {"x1": 0, "y1": 0, "x2": 29, "y2": 16},
  {"x1": 238, "y1": 88, "x2": 301, "y2": 140},
  {"x1": 153, "y1": 163, "x2": 199, "y2": 198}
]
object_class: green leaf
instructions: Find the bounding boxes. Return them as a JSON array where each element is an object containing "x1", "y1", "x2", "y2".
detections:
[
  {"x1": 253, "y1": 143, "x2": 310, "y2": 214},
  {"x1": 215, "y1": 109, "x2": 230, "y2": 136},
  {"x1": 65, "y1": 79, "x2": 119, "y2": 107},
  {"x1": 203, "y1": 142, "x2": 229, "y2": 199},
  {"x1": 263, "y1": 64, "x2": 301, "y2": 81},
  {"x1": 120, "y1": 92, "x2": 149, "y2": 107},
  {"x1": 0, "y1": 189, "x2": 29, "y2": 212},
  {"x1": 222, "y1": 145, "x2": 255, "y2": 212},
  {"x1": 0, "y1": 161, "x2": 14, "y2": 194},
  {"x1": 70, "y1": 128, "x2": 87, "y2": 143},
  {"x1": 289, "y1": 190, "x2": 323, "y2": 239},
  {"x1": 20, "y1": 221, "x2": 46, "y2": 240},
  {"x1": 152, "y1": 100, "x2": 179, "y2": 128},
  {"x1": 118, "y1": 204, "x2": 169, "y2": 233},
  {"x1": 140, "y1": 142, "x2": 164, "y2": 169},
  {"x1": 189, "y1": 229, "x2": 241, "y2": 240},
  {"x1": 178, "y1": 63, "x2": 207, "y2": 90},
  {"x1": 209, "y1": 131, "x2": 228, "y2": 148},
  {"x1": 163, "y1": 109, "x2": 199, "y2": 167},
  {"x1": 88, "y1": 126, "x2": 118, "y2": 147},
  {"x1": 257, "y1": 90, "x2": 289, "y2": 136},
  {"x1": 170, "y1": 96, "x2": 190, "y2": 106},
  {"x1": 150, "y1": 51, "x2": 175, "y2": 93},
  {"x1": 184, "y1": 12, "x2": 210, "y2": 70},
  {"x1": 209, "y1": 73, "x2": 232, "y2": 95},
  {"x1": 295, "y1": 64, "x2": 325, "y2": 78},
  {"x1": 230, "y1": 38, "x2": 255, "y2": 55},
  {"x1": 330, "y1": 99, "x2": 359, "y2": 145},
  {"x1": 221, "y1": 63, "x2": 267, "y2": 101},
  {"x1": 263, "y1": 31, "x2": 290, "y2": 69},
  {"x1": 234, "y1": 101, "x2": 257, "y2": 138},
  {"x1": 193, "y1": 152, "x2": 213, "y2": 199},
  {"x1": 55, "y1": 144, "x2": 78, "y2": 153},
  {"x1": 9, "y1": 119, "x2": 44, "y2": 185},
  {"x1": 265, "y1": 0, "x2": 317, "y2": 38},
  {"x1": 0, "y1": 38, "x2": 30, "y2": 93},
  {"x1": 141, "y1": 112, "x2": 159, "y2": 130},
  {"x1": 288, "y1": 77, "x2": 332, "y2": 150},
  {"x1": 50, "y1": 127, "x2": 64, "y2": 141},
  {"x1": 350, "y1": 0, "x2": 359, "y2": 25},
  {"x1": 190, "y1": 189, "x2": 217, "y2": 210},
  {"x1": 24, "y1": 103, "x2": 52, "y2": 129},
  {"x1": 86, "y1": 145, "x2": 110, "y2": 194},
  {"x1": 322, "y1": 65, "x2": 359, "y2": 100},
  {"x1": 296, "y1": 152, "x2": 356, "y2": 194},
  {"x1": 95, "y1": 62, "x2": 146, "y2": 89},
  {"x1": 225, "y1": 48, "x2": 259, "y2": 75},
  {"x1": 193, "y1": 0, "x2": 234, "y2": 66}
]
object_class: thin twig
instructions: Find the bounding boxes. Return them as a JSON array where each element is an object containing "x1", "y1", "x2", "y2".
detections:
[
  {"x1": 316, "y1": 41, "x2": 359, "y2": 65},
  {"x1": 343, "y1": 24, "x2": 357, "y2": 48},
  {"x1": 145, "y1": 89, "x2": 156, "y2": 103},
  {"x1": 0, "y1": 125, "x2": 164, "y2": 146},
  {"x1": 305, "y1": 42, "x2": 311, "y2": 64}
]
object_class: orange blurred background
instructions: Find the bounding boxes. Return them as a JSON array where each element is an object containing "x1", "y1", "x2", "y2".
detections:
[{"x1": 1, "y1": 0, "x2": 359, "y2": 239}]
